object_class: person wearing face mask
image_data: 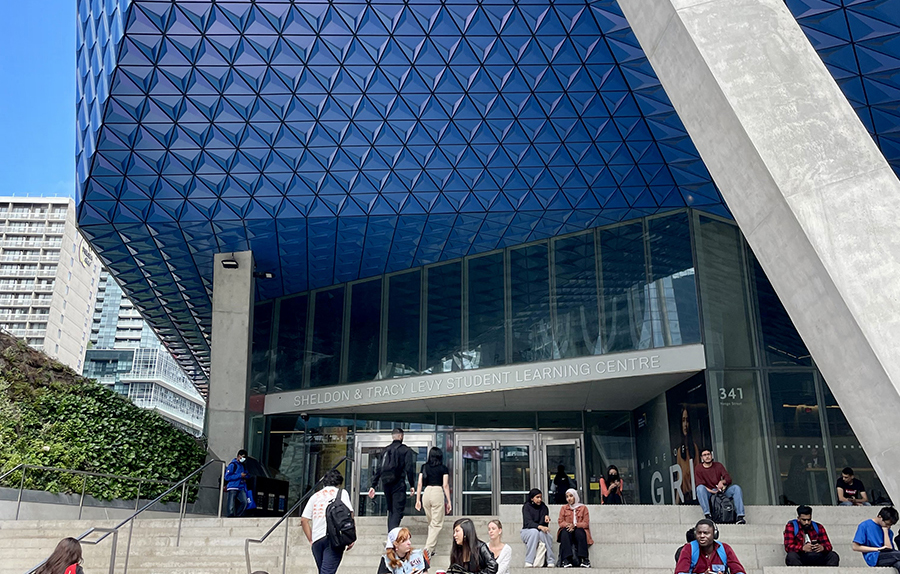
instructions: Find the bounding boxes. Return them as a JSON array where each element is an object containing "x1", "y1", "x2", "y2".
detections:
[
  {"x1": 377, "y1": 527, "x2": 429, "y2": 574},
  {"x1": 225, "y1": 449, "x2": 250, "y2": 517},
  {"x1": 599, "y1": 465, "x2": 624, "y2": 505}
]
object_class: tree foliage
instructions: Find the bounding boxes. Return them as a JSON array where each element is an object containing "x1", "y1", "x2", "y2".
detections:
[{"x1": 0, "y1": 333, "x2": 207, "y2": 500}]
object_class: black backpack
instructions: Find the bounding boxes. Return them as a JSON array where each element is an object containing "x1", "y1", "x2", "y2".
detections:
[
  {"x1": 379, "y1": 445, "x2": 407, "y2": 485},
  {"x1": 710, "y1": 491, "x2": 736, "y2": 524},
  {"x1": 326, "y1": 490, "x2": 357, "y2": 549}
]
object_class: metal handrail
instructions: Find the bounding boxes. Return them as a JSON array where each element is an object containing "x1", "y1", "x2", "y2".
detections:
[
  {"x1": 24, "y1": 458, "x2": 227, "y2": 574},
  {"x1": 0, "y1": 462, "x2": 214, "y2": 521},
  {"x1": 244, "y1": 456, "x2": 353, "y2": 574}
]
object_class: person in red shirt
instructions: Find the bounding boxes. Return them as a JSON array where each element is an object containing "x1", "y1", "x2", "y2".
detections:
[
  {"x1": 675, "y1": 519, "x2": 746, "y2": 574},
  {"x1": 783, "y1": 505, "x2": 839, "y2": 566},
  {"x1": 694, "y1": 449, "x2": 746, "y2": 524}
]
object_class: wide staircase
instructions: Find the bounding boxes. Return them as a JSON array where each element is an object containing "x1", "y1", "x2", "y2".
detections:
[{"x1": 0, "y1": 505, "x2": 892, "y2": 574}]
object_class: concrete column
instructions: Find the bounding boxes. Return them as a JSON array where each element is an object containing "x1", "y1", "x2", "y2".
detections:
[
  {"x1": 618, "y1": 0, "x2": 900, "y2": 501},
  {"x1": 207, "y1": 250, "x2": 255, "y2": 462}
]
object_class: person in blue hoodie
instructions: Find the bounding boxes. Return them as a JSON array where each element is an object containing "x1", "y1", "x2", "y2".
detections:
[{"x1": 225, "y1": 449, "x2": 249, "y2": 517}]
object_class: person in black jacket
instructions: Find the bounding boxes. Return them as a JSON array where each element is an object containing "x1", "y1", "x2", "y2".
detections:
[
  {"x1": 450, "y1": 518, "x2": 498, "y2": 574},
  {"x1": 368, "y1": 428, "x2": 416, "y2": 530},
  {"x1": 520, "y1": 488, "x2": 556, "y2": 567}
]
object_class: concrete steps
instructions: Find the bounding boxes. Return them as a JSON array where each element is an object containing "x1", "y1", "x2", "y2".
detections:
[{"x1": 0, "y1": 505, "x2": 889, "y2": 574}]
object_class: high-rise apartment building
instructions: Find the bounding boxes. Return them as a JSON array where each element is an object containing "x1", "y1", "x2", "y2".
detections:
[
  {"x1": 0, "y1": 197, "x2": 100, "y2": 371},
  {"x1": 83, "y1": 271, "x2": 206, "y2": 436}
]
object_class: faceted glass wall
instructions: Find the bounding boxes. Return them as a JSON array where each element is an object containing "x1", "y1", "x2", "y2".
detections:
[{"x1": 252, "y1": 210, "x2": 701, "y2": 392}]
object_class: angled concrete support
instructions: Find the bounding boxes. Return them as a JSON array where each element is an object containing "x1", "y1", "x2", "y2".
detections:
[
  {"x1": 618, "y1": 0, "x2": 900, "y2": 500},
  {"x1": 207, "y1": 250, "x2": 255, "y2": 462}
]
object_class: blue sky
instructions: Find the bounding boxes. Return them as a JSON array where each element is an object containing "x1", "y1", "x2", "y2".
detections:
[{"x1": 0, "y1": 1, "x2": 75, "y2": 198}]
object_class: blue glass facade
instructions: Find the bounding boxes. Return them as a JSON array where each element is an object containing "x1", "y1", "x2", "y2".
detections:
[{"x1": 76, "y1": 0, "x2": 900, "y2": 386}]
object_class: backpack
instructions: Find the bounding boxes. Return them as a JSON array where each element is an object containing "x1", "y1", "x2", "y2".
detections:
[
  {"x1": 689, "y1": 540, "x2": 728, "y2": 573},
  {"x1": 379, "y1": 444, "x2": 407, "y2": 485},
  {"x1": 790, "y1": 520, "x2": 819, "y2": 537},
  {"x1": 709, "y1": 491, "x2": 736, "y2": 524},
  {"x1": 326, "y1": 490, "x2": 357, "y2": 549}
]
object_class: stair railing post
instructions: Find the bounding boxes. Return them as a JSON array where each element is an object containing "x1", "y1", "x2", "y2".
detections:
[
  {"x1": 15, "y1": 466, "x2": 26, "y2": 520},
  {"x1": 281, "y1": 515, "x2": 290, "y2": 574},
  {"x1": 176, "y1": 481, "x2": 187, "y2": 546},
  {"x1": 107, "y1": 529, "x2": 118, "y2": 574},
  {"x1": 134, "y1": 480, "x2": 142, "y2": 512},
  {"x1": 218, "y1": 461, "x2": 225, "y2": 518},
  {"x1": 78, "y1": 474, "x2": 88, "y2": 520},
  {"x1": 123, "y1": 512, "x2": 136, "y2": 574}
]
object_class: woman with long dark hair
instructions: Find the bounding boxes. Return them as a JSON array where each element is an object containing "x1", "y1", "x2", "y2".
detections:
[
  {"x1": 449, "y1": 518, "x2": 498, "y2": 574},
  {"x1": 674, "y1": 406, "x2": 700, "y2": 504},
  {"x1": 35, "y1": 538, "x2": 83, "y2": 574},
  {"x1": 599, "y1": 465, "x2": 624, "y2": 504},
  {"x1": 415, "y1": 446, "x2": 451, "y2": 558}
]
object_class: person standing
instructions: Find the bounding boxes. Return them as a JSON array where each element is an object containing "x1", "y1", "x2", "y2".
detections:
[
  {"x1": 224, "y1": 449, "x2": 250, "y2": 517},
  {"x1": 852, "y1": 507, "x2": 900, "y2": 572},
  {"x1": 783, "y1": 505, "x2": 840, "y2": 566},
  {"x1": 301, "y1": 469, "x2": 354, "y2": 574},
  {"x1": 552, "y1": 465, "x2": 572, "y2": 504},
  {"x1": 837, "y1": 467, "x2": 871, "y2": 506},
  {"x1": 487, "y1": 519, "x2": 512, "y2": 574},
  {"x1": 415, "y1": 446, "x2": 452, "y2": 558},
  {"x1": 368, "y1": 428, "x2": 416, "y2": 530},
  {"x1": 521, "y1": 488, "x2": 556, "y2": 568},
  {"x1": 694, "y1": 448, "x2": 746, "y2": 524},
  {"x1": 675, "y1": 518, "x2": 746, "y2": 574}
]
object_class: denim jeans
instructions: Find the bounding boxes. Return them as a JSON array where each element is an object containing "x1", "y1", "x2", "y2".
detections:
[
  {"x1": 226, "y1": 488, "x2": 248, "y2": 517},
  {"x1": 695, "y1": 484, "x2": 745, "y2": 516},
  {"x1": 312, "y1": 537, "x2": 345, "y2": 574}
]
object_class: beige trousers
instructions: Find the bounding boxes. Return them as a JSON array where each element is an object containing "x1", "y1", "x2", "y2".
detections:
[{"x1": 422, "y1": 485, "x2": 446, "y2": 554}]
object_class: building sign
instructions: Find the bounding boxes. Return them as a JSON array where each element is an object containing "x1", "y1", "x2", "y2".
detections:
[
  {"x1": 79, "y1": 237, "x2": 94, "y2": 268},
  {"x1": 264, "y1": 344, "x2": 706, "y2": 415}
]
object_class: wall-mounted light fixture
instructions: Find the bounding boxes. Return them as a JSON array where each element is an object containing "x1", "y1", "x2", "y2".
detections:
[{"x1": 221, "y1": 253, "x2": 239, "y2": 269}]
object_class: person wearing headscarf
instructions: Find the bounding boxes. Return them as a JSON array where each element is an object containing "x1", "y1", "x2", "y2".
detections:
[
  {"x1": 520, "y1": 488, "x2": 556, "y2": 567},
  {"x1": 377, "y1": 527, "x2": 430, "y2": 574},
  {"x1": 557, "y1": 489, "x2": 593, "y2": 568}
]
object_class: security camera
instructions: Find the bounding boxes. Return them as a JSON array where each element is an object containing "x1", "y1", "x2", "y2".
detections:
[{"x1": 300, "y1": 413, "x2": 310, "y2": 422}]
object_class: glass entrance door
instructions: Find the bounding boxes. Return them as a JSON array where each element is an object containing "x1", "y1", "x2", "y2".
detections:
[
  {"x1": 541, "y1": 434, "x2": 584, "y2": 503},
  {"x1": 455, "y1": 433, "x2": 536, "y2": 515},
  {"x1": 354, "y1": 433, "x2": 433, "y2": 516}
]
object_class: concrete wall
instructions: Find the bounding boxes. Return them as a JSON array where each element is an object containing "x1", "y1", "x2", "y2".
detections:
[
  {"x1": 618, "y1": 0, "x2": 900, "y2": 503},
  {"x1": 0, "y1": 487, "x2": 204, "y2": 521}
]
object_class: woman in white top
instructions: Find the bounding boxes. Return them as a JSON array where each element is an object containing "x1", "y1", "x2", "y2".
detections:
[{"x1": 487, "y1": 519, "x2": 512, "y2": 574}]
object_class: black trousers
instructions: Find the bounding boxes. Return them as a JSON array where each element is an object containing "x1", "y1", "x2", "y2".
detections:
[
  {"x1": 384, "y1": 481, "x2": 407, "y2": 530},
  {"x1": 558, "y1": 528, "x2": 589, "y2": 564},
  {"x1": 877, "y1": 550, "x2": 900, "y2": 572},
  {"x1": 785, "y1": 550, "x2": 839, "y2": 566},
  {"x1": 311, "y1": 537, "x2": 344, "y2": 574}
]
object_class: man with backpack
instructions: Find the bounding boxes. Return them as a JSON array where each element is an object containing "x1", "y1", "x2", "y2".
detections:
[
  {"x1": 694, "y1": 449, "x2": 746, "y2": 525},
  {"x1": 675, "y1": 518, "x2": 746, "y2": 573},
  {"x1": 368, "y1": 428, "x2": 416, "y2": 530},
  {"x1": 783, "y1": 505, "x2": 839, "y2": 566},
  {"x1": 224, "y1": 449, "x2": 251, "y2": 517},
  {"x1": 301, "y1": 469, "x2": 355, "y2": 574}
]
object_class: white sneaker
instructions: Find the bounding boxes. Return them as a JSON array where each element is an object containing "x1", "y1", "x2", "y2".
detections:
[
  {"x1": 525, "y1": 564, "x2": 534, "y2": 568},
  {"x1": 548, "y1": 563, "x2": 556, "y2": 568}
]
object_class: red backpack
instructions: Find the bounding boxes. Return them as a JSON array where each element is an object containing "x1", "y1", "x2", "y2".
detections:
[{"x1": 64, "y1": 565, "x2": 79, "y2": 574}]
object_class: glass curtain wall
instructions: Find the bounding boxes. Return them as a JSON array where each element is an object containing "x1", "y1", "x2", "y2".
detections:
[{"x1": 256, "y1": 211, "x2": 701, "y2": 391}]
